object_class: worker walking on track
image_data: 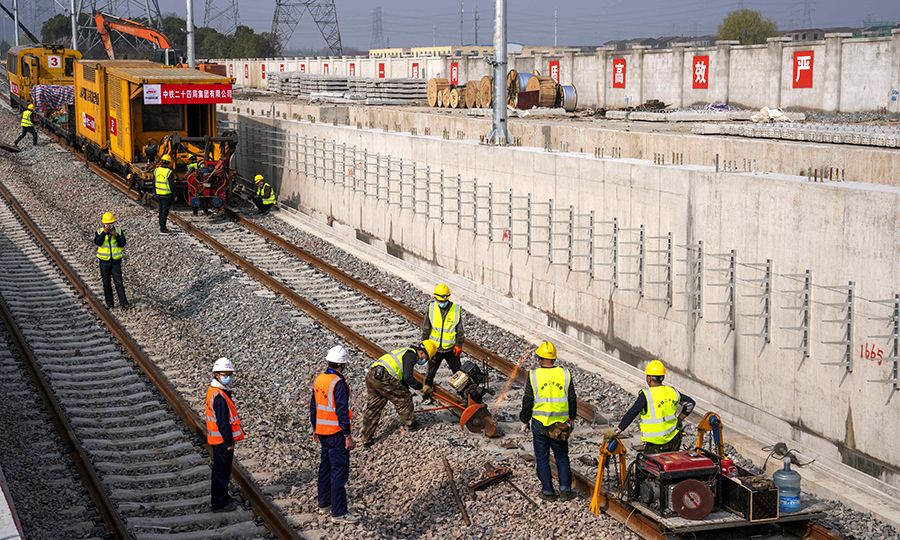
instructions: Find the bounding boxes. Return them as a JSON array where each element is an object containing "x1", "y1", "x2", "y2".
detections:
[
  {"x1": 420, "y1": 284, "x2": 464, "y2": 398},
  {"x1": 606, "y1": 360, "x2": 695, "y2": 454},
  {"x1": 14, "y1": 104, "x2": 38, "y2": 147},
  {"x1": 361, "y1": 341, "x2": 435, "y2": 447},
  {"x1": 94, "y1": 212, "x2": 129, "y2": 310},
  {"x1": 252, "y1": 175, "x2": 276, "y2": 215},
  {"x1": 155, "y1": 155, "x2": 175, "y2": 234},
  {"x1": 311, "y1": 346, "x2": 358, "y2": 524},
  {"x1": 520, "y1": 341, "x2": 577, "y2": 501},
  {"x1": 206, "y1": 358, "x2": 244, "y2": 513}
]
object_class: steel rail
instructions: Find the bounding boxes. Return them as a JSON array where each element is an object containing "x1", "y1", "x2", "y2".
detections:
[{"x1": 0, "y1": 181, "x2": 302, "y2": 540}]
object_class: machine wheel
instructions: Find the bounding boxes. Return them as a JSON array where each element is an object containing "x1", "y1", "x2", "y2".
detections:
[{"x1": 671, "y1": 479, "x2": 715, "y2": 520}]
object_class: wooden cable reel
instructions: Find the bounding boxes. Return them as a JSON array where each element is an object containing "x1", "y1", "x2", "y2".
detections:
[
  {"x1": 525, "y1": 75, "x2": 557, "y2": 108},
  {"x1": 428, "y1": 77, "x2": 450, "y2": 107},
  {"x1": 442, "y1": 86, "x2": 453, "y2": 107},
  {"x1": 465, "y1": 82, "x2": 478, "y2": 108},
  {"x1": 478, "y1": 76, "x2": 493, "y2": 109},
  {"x1": 506, "y1": 69, "x2": 519, "y2": 106},
  {"x1": 450, "y1": 85, "x2": 465, "y2": 108}
]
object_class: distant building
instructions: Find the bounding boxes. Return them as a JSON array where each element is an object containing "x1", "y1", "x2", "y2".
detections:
[
  {"x1": 602, "y1": 35, "x2": 715, "y2": 51},
  {"x1": 521, "y1": 46, "x2": 579, "y2": 55},
  {"x1": 856, "y1": 23, "x2": 899, "y2": 38},
  {"x1": 781, "y1": 27, "x2": 857, "y2": 41},
  {"x1": 369, "y1": 44, "x2": 523, "y2": 58}
]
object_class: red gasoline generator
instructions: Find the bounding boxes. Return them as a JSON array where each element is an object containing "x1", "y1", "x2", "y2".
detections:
[{"x1": 627, "y1": 450, "x2": 722, "y2": 520}]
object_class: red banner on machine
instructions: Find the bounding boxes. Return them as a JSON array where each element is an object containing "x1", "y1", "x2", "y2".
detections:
[
  {"x1": 143, "y1": 84, "x2": 233, "y2": 104},
  {"x1": 549, "y1": 61, "x2": 560, "y2": 83}
]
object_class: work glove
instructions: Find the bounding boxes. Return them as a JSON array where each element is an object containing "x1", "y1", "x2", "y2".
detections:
[
  {"x1": 453, "y1": 346, "x2": 462, "y2": 356},
  {"x1": 603, "y1": 430, "x2": 618, "y2": 442},
  {"x1": 676, "y1": 418, "x2": 684, "y2": 432},
  {"x1": 520, "y1": 423, "x2": 529, "y2": 433},
  {"x1": 421, "y1": 384, "x2": 432, "y2": 397}
]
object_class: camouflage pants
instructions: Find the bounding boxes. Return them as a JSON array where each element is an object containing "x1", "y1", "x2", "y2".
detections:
[{"x1": 361, "y1": 369, "x2": 415, "y2": 444}]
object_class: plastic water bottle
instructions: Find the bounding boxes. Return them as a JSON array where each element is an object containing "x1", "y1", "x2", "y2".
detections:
[{"x1": 773, "y1": 458, "x2": 801, "y2": 514}]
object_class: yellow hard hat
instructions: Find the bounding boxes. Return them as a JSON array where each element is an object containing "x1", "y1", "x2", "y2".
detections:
[
  {"x1": 254, "y1": 174, "x2": 264, "y2": 183},
  {"x1": 161, "y1": 154, "x2": 172, "y2": 162},
  {"x1": 101, "y1": 212, "x2": 115, "y2": 224},
  {"x1": 434, "y1": 283, "x2": 450, "y2": 300},
  {"x1": 645, "y1": 360, "x2": 667, "y2": 377},
  {"x1": 422, "y1": 340, "x2": 437, "y2": 359},
  {"x1": 27, "y1": 104, "x2": 35, "y2": 110},
  {"x1": 535, "y1": 341, "x2": 557, "y2": 360}
]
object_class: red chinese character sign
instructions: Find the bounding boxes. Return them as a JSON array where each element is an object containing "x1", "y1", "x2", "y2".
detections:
[
  {"x1": 279, "y1": 63, "x2": 285, "y2": 72},
  {"x1": 412, "y1": 63, "x2": 420, "y2": 79},
  {"x1": 243, "y1": 64, "x2": 249, "y2": 78},
  {"x1": 300, "y1": 64, "x2": 306, "y2": 73},
  {"x1": 549, "y1": 61, "x2": 560, "y2": 84},
  {"x1": 82, "y1": 112, "x2": 96, "y2": 132},
  {"x1": 450, "y1": 62, "x2": 459, "y2": 85},
  {"x1": 692, "y1": 56, "x2": 709, "y2": 89},
  {"x1": 143, "y1": 84, "x2": 233, "y2": 105},
  {"x1": 612, "y1": 59, "x2": 626, "y2": 89},
  {"x1": 323, "y1": 63, "x2": 330, "y2": 75},
  {"x1": 378, "y1": 63, "x2": 385, "y2": 78},
  {"x1": 349, "y1": 63, "x2": 356, "y2": 76},
  {"x1": 261, "y1": 63, "x2": 266, "y2": 79},
  {"x1": 228, "y1": 64, "x2": 234, "y2": 78},
  {"x1": 110, "y1": 116, "x2": 117, "y2": 136},
  {"x1": 793, "y1": 50, "x2": 813, "y2": 88}
]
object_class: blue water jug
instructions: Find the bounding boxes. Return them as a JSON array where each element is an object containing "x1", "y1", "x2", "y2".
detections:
[{"x1": 773, "y1": 457, "x2": 801, "y2": 514}]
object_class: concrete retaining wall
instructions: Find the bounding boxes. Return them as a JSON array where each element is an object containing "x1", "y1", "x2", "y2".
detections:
[
  {"x1": 216, "y1": 28, "x2": 900, "y2": 113},
  {"x1": 222, "y1": 110, "x2": 900, "y2": 496}
]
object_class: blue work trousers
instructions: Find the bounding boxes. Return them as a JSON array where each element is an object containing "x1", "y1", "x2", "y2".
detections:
[
  {"x1": 158, "y1": 195, "x2": 172, "y2": 232},
  {"x1": 317, "y1": 432, "x2": 350, "y2": 517},
  {"x1": 531, "y1": 417, "x2": 571, "y2": 495},
  {"x1": 210, "y1": 443, "x2": 234, "y2": 509}
]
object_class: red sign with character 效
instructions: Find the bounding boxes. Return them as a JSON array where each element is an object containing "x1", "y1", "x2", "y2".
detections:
[
  {"x1": 692, "y1": 56, "x2": 709, "y2": 89},
  {"x1": 793, "y1": 50, "x2": 813, "y2": 88},
  {"x1": 450, "y1": 62, "x2": 459, "y2": 85},
  {"x1": 549, "y1": 61, "x2": 560, "y2": 84},
  {"x1": 143, "y1": 84, "x2": 233, "y2": 105},
  {"x1": 612, "y1": 59, "x2": 626, "y2": 88}
]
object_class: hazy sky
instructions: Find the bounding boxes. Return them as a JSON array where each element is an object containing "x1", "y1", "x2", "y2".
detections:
[{"x1": 3, "y1": 0, "x2": 899, "y2": 52}]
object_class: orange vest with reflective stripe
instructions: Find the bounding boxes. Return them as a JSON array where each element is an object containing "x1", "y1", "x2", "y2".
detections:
[
  {"x1": 205, "y1": 386, "x2": 245, "y2": 445},
  {"x1": 313, "y1": 372, "x2": 352, "y2": 435}
]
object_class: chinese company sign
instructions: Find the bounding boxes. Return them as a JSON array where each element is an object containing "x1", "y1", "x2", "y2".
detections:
[
  {"x1": 692, "y1": 56, "x2": 709, "y2": 89},
  {"x1": 82, "y1": 112, "x2": 95, "y2": 132},
  {"x1": 793, "y1": 50, "x2": 813, "y2": 88},
  {"x1": 109, "y1": 116, "x2": 117, "y2": 136},
  {"x1": 143, "y1": 84, "x2": 233, "y2": 105},
  {"x1": 450, "y1": 62, "x2": 459, "y2": 85},
  {"x1": 549, "y1": 61, "x2": 560, "y2": 84},
  {"x1": 612, "y1": 59, "x2": 626, "y2": 88}
]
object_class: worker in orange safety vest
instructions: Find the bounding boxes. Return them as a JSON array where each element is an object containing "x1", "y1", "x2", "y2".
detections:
[{"x1": 205, "y1": 357, "x2": 244, "y2": 513}]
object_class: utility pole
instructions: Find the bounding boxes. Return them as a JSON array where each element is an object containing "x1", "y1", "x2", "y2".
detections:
[
  {"x1": 474, "y1": 5, "x2": 479, "y2": 44},
  {"x1": 70, "y1": 0, "x2": 78, "y2": 50},
  {"x1": 487, "y1": 0, "x2": 511, "y2": 145},
  {"x1": 186, "y1": 0, "x2": 195, "y2": 67},
  {"x1": 459, "y1": 1, "x2": 464, "y2": 45},
  {"x1": 12, "y1": 0, "x2": 18, "y2": 46},
  {"x1": 554, "y1": 6, "x2": 557, "y2": 47}
]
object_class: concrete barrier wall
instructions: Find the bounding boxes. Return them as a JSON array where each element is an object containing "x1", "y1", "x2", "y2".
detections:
[
  {"x1": 222, "y1": 110, "x2": 900, "y2": 494},
  {"x1": 215, "y1": 28, "x2": 900, "y2": 113}
]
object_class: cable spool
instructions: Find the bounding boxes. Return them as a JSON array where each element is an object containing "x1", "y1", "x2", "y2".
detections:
[
  {"x1": 525, "y1": 75, "x2": 557, "y2": 108},
  {"x1": 532, "y1": 70, "x2": 541, "y2": 76},
  {"x1": 474, "y1": 89, "x2": 482, "y2": 108},
  {"x1": 428, "y1": 78, "x2": 450, "y2": 107},
  {"x1": 465, "y1": 82, "x2": 478, "y2": 108},
  {"x1": 442, "y1": 86, "x2": 453, "y2": 107},
  {"x1": 557, "y1": 84, "x2": 577, "y2": 112},
  {"x1": 479, "y1": 76, "x2": 493, "y2": 109},
  {"x1": 450, "y1": 86, "x2": 465, "y2": 108},
  {"x1": 517, "y1": 72, "x2": 535, "y2": 93},
  {"x1": 506, "y1": 69, "x2": 519, "y2": 106}
]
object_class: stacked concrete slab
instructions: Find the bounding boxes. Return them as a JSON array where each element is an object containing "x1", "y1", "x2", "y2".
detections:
[
  {"x1": 695, "y1": 122, "x2": 900, "y2": 147},
  {"x1": 266, "y1": 72, "x2": 426, "y2": 103}
]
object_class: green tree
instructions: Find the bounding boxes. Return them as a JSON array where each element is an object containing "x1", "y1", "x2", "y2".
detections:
[
  {"x1": 41, "y1": 13, "x2": 71, "y2": 43},
  {"x1": 0, "y1": 41, "x2": 10, "y2": 56},
  {"x1": 716, "y1": 9, "x2": 779, "y2": 45}
]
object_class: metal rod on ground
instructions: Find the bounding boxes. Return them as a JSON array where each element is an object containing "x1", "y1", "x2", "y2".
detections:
[
  {"x1": 185, "y1": 0, "x2": 195, "y2": 67},
  {"x1": 442, "y1": 456, "x2": 471, "y2": 526},
  {"x1": 486, "y1": 0, "x2": 511, "y2": 145},
  {"x1": 505, "y1": 478, "x2": 538, "y2": 508},
  {"x1": 414, "y1": 404, "x2": 463, "y2": 414}
]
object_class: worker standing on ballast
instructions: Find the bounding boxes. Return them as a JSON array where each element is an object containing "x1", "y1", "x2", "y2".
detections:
[
  {"x1": 311, "y1": 346, "x2": 358, "y2": 523},
  {"x1": 14, "y1": 104, "x2": 38, "y2": 147},
  {"x1": 206, "y1": 358, "x2": 244, "y2": 513},
  {"x1": 252, "y1": 175, "x2": 276, "y2": 215},
  {"x1": 520, "y1": 341, "x2": 577, "y2": 501},
  {"x1": 93, "y1": 212, "x2": 129, "y2": 310},
  {"x1": 606, "y1": 360, "x2": 695, "y2": 454},
  {"x1": 420, "y1": 284, "x2": 464, "y2": 398},
  {"x1": 155, "y1": 155, "x2": 175, "y2": 234},
  {"x1": 360, "y1": 341, "x2": 435, "y2": 447}
]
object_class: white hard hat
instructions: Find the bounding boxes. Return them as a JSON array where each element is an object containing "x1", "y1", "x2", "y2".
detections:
[
  {"x1": 212, "y1": 357, "x2": 234, "y2": 372},
  {"x1": 326, "y1": 345, "x2": 350, "y2": 364}
]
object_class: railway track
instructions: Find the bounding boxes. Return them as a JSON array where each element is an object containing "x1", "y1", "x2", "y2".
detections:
[{"x1": 0, "y1": 181, "x2": 301, "y2": 539}]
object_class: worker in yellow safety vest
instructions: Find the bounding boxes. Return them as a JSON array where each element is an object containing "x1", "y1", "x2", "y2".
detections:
[
  {"x1": 205, "y1": 357, "x2": 244, "y2": 513},
  {"x1": 311, "y1": 346, "x2": 358, "y2": 523},
  {"x1": 14, "y1": 104, "x2": 38, "y2": 147},
  {"x1": 155, "y1": 154, "x2": 175, "y2": 234},
  {"x1": 252, "y1": 174, "x2": 276, "y2": 215},
  {"x1": 420, "y1": 283, "x2": 465, "y2": 398},
  {"x1": 519, "y1": 341, "x2": 578, "y2": 501},
  {"x1": 93, "y1": 212, "x2": 129, "y2": 309},
  {"x1": 606, "y1": 360, "x2": 696, "y2": 454}
]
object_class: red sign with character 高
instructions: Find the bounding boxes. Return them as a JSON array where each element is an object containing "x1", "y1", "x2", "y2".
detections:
[
  {"x1": 612, "y1": 59, "x2": 626, "y2": 88},
  {"x1": 692, "y1": 56, "x2": 709, "y2": 89},
  {"x1": 793, "y1": 50, "x2": 814, "y2": 88},
  {"x1": 549, "y1": 61, "x2": 560, "y2": 84}
]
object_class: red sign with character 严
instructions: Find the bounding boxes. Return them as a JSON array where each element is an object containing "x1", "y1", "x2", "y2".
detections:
[
  {"x1": 378, "y1": 63, "x2": 385, "y2": 78},
  {"x1": 549, "y1": 61, "x2": 560, "y2": 84},
  {"x1": 412, "y1": 63, "x2": 420, "y2": 79},
  {"x1": 692, "y1": 56, "x2": 709, "y2": 89},
  {"x1": 143, "y1": 84, "x2": 233, "y2": 105},
  {"x1": 612, "y1": 59, "x2": 626, "y2": 88},
  {"x1": 793, "y1": 50, "x2": 813, "y2": 88},
  {"x1": 450, "y1": 62, "x2": 459, "y2": 85}
]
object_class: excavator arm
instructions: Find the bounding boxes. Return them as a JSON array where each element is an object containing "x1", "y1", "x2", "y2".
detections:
[{"x1": 94, "y1": 11, "x2": 174, "y2": 60}]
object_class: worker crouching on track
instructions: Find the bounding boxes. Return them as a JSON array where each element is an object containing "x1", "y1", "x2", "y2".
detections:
[
  {"x1": 14, "y1": 104, "x2": 38, "y2": 147},
  {"x1": 311, "y1": 346, "x2": 358, "y2": 524},
  {"x1": 606, "y1": 360, "x2": 695, "y2": 454},
  {"x1": 206, "y1": 358, "x2": 244, "y2": 513},
  {"x1": 520, "y1": 341, "x2": 577, "y2": 501},
  {"x1": 93, "y1": 212, "x2": 129, "y2": 310},
  {"x1": 155, "y1": 154, "x2": 175, "y2": 234},
  {"x1": 361, "y1": 341, "x2": 436, "y2": 448},
  {"x1": 252, "y1": 175, "x2": 277, "y2": 215},
  {"x1": 420, "y1": 284, "x2": 464, "y2": 399}
]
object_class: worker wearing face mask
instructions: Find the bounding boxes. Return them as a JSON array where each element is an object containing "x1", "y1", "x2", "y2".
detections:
[
  {"x1": 420, "y1": 284, "x2": 465, "y2": 398},
  {"x1": 205, "y1": 357, "x2": 244, "y2": 513}
]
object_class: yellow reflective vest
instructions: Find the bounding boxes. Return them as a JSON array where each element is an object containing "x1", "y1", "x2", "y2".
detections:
[
  {"x1": 428, "y1": 301, "x2": 460, "y2": 350},
  {"x1": 21, "y1": 110, "x2": 33, "y2": 127},
  {"x1": 371, "y1": 348, "x2": 413, "y2": 382},
  {"x1": 529, "y1": 366, "x2": 571, "y2": 427},
  {"x1": 155, "y1": 167, "x2": 173, "y2": 196},
  {"x1": 257, "y1": 182, "x2": 276, "y2": 205},
  {"x1": 639, "y1": 385, "x2": 681, "y2": 445},
  {"x1": 95, "y1": 227, "x2": 124, "y2": 260}
]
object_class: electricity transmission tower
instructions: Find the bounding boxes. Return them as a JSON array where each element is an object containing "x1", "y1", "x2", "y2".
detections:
[
  {"x1": 272, "y1": 0, "x2": 343, "y2": 56},
  {"x1": 204, "y1": 0, "x2": 240, "y2": 35},
  {"x1": 370, "y1": 6, "x2": 384, "y2": 50},
  {"x1": 801, "y1": 0, "x2": 814, "y2": 28},
  {"x1": 74, "y1": 0, "x2": 165, "y2": 56}
]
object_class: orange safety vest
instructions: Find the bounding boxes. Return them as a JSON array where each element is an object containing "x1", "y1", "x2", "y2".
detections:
[
  {"x1": 313, "y1": 372, "x2": 353, "y2": 435},
  {"x1": 205, "y1": 386, "x2": 245, "y2": 445}
]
